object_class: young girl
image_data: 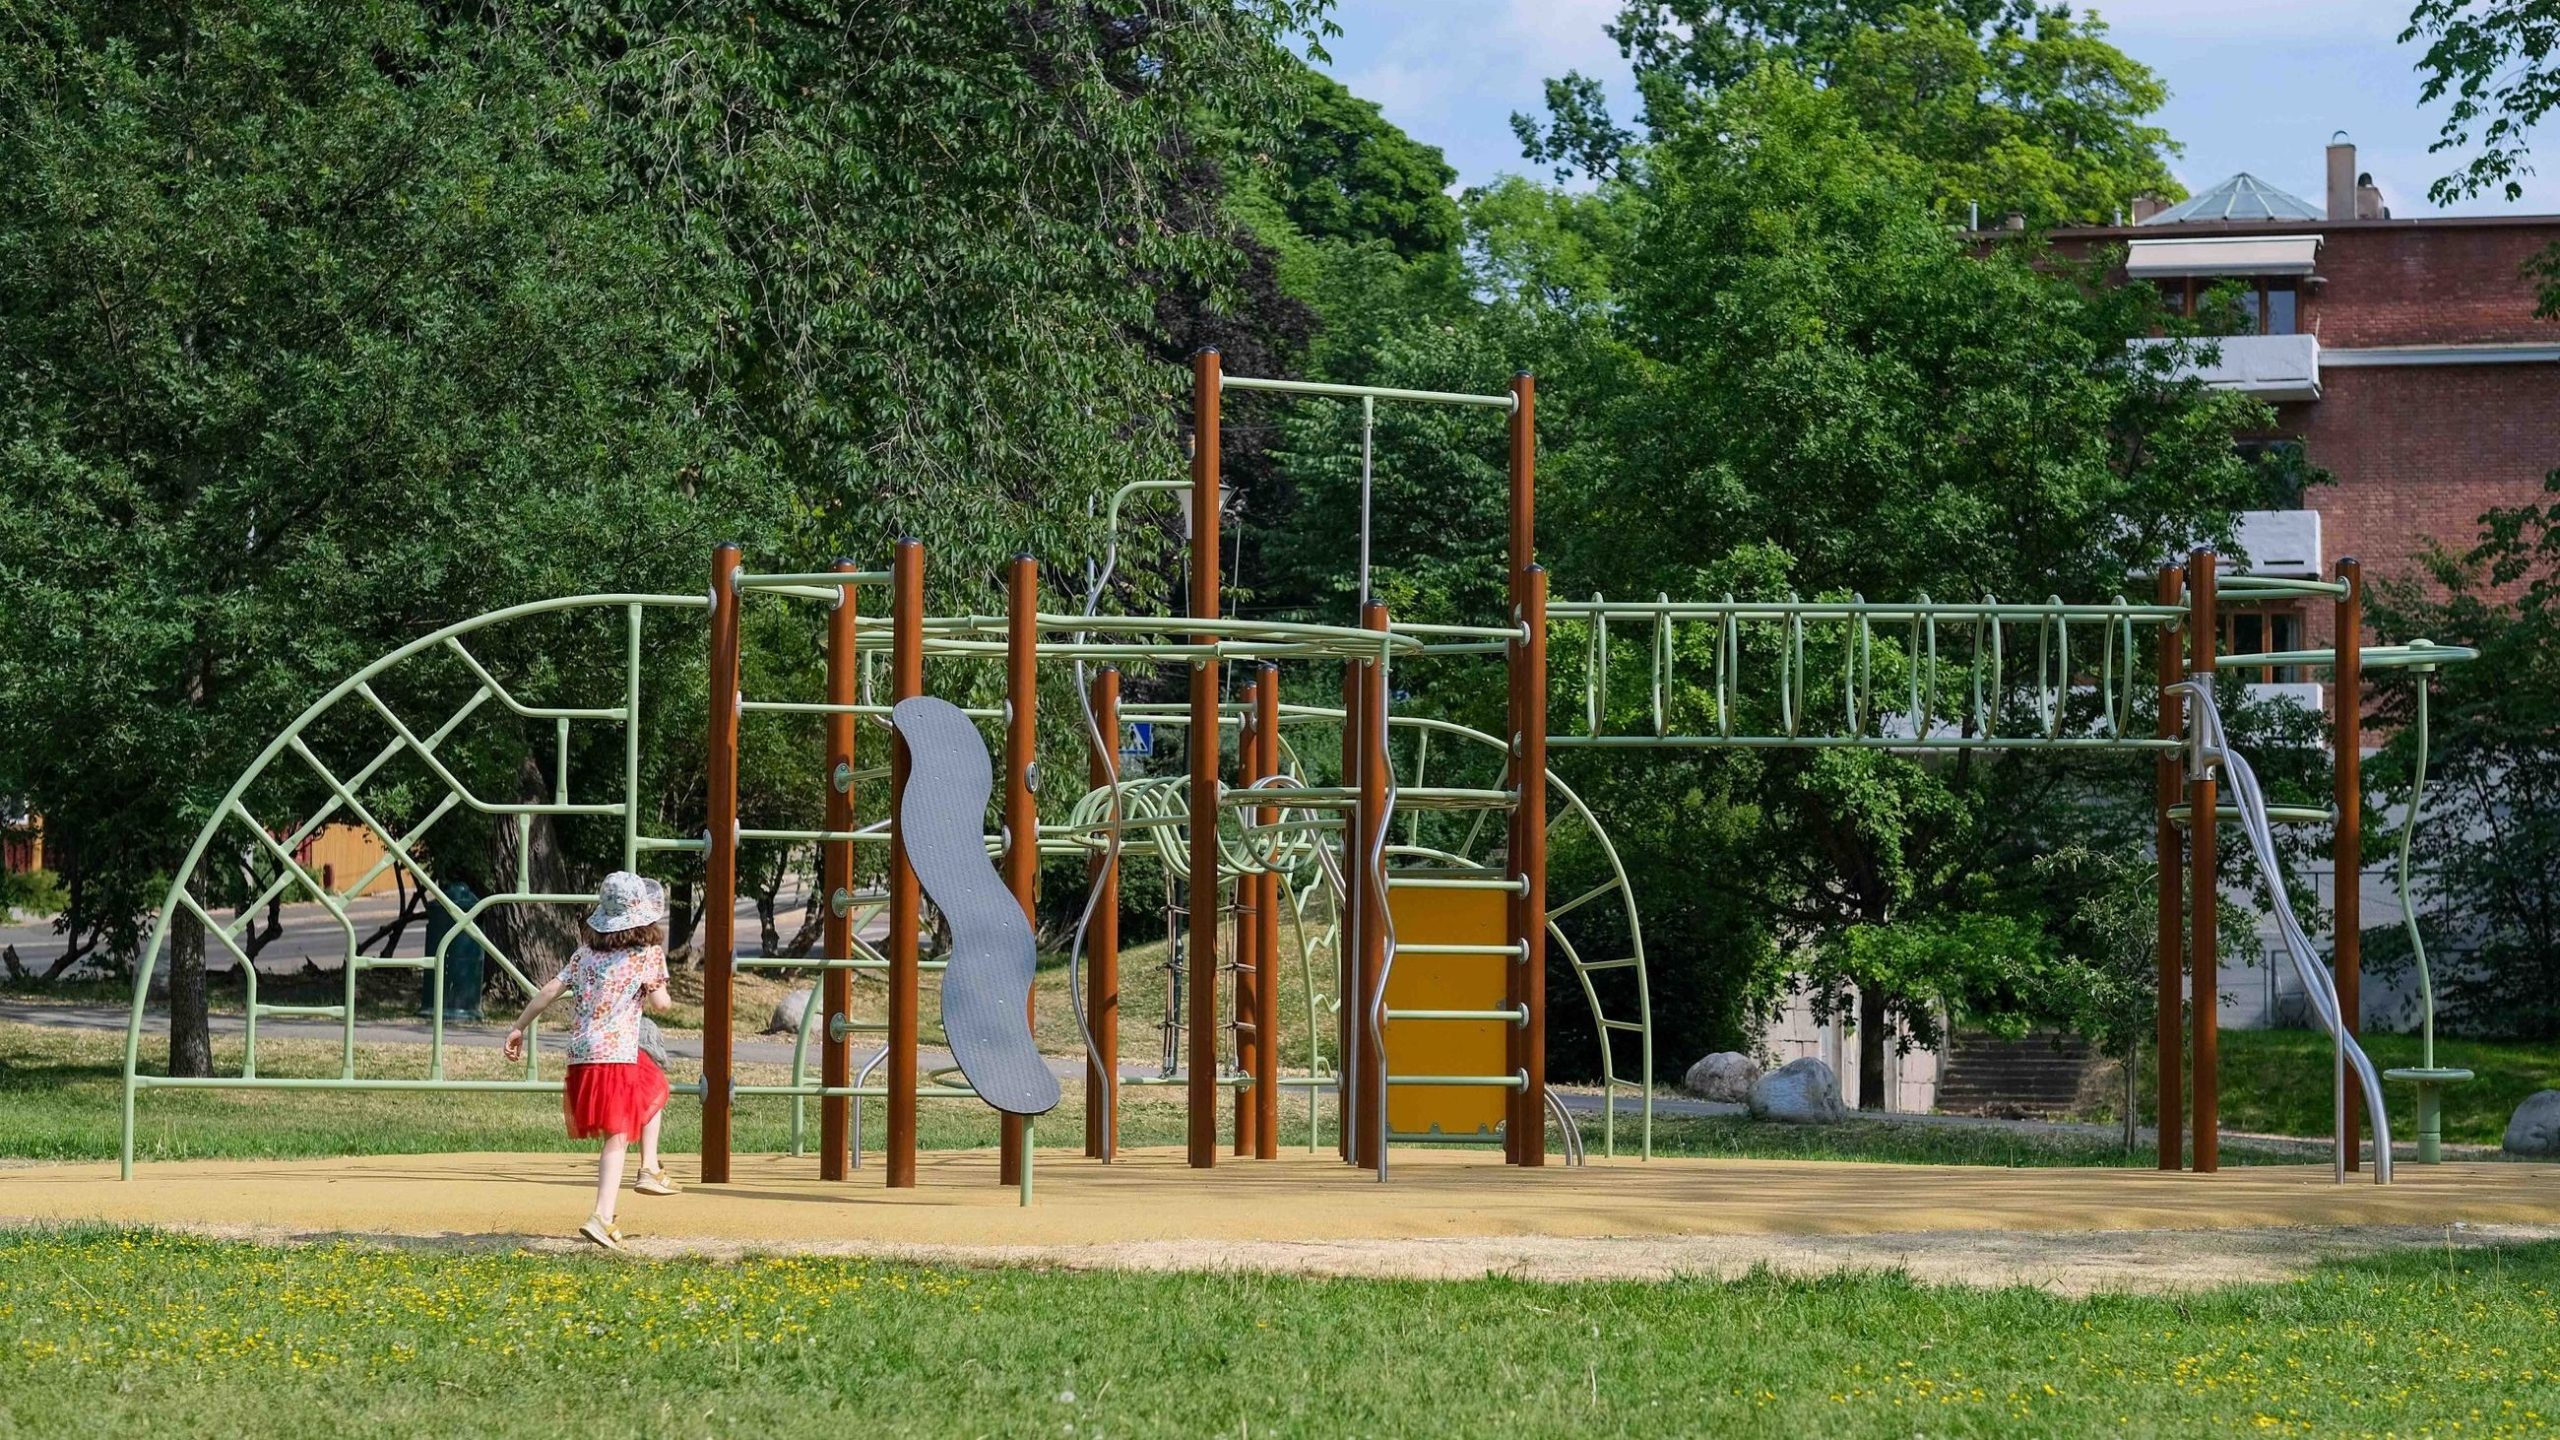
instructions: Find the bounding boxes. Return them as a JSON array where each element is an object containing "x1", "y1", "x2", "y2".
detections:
[{"x1": 504, "y1": 870, "x2": 679, "y2": 1248}]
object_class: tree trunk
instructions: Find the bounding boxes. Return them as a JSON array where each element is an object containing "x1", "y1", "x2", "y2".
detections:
[
  {"x1": 489, "y1": 750, "x2": 580, "y2": 985},
  {"x1": 1857, "y1": 985, "x2": 1887, "y2": 1111},
  {"x1": 667, "y1": 878, "x2": 702, "y2": 970},
  {"x1": 2122, "y1": 1042, "x2": 2140, "y2": 1155},
  {"x1": 168, "y1": 871, "x2": 213, "y2": 1077}
]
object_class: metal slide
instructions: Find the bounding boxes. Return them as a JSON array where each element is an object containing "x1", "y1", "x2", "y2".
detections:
[
  {"x1": 2172, "y1": 679, "x2": 2391, "y2": 1183},
  {"x1": 890, "y1": 696, "x2": 1061, "y2": 1118}
]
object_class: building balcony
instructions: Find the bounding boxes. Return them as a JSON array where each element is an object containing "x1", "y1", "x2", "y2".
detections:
[
  {"x1": 2231, "y1": 507, "x2": 2322, "y2": 576},
  {"x1": 2130, "y1": 332, "x2": 2321, "y2": 402}
]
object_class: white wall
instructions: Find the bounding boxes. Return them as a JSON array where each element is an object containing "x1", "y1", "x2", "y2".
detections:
[{"x1": 1758, "y1": 985, "x2": 1941, "y2": 1113}]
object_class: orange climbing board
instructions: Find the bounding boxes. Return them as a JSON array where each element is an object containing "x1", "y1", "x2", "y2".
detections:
[{"x1": 1384, "y1": 877, "x2": 1510, "y2": 1137}]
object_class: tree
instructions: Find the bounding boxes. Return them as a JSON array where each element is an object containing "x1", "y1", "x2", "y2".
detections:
[
  {"x1": 2405, "y1": 0, "x2": 2560, "y2": 313},
  {"x1": 0, "y1": 1, "x2": 1322, "y2": 1064},
  {"x1": 1254, "y1": 68, "x2": 1463, "y2": 262},
  {"x1": 1251, "y1": 63, "x2": 2271, "y2": 1088},
  {"x1": 1517, "y1": 1, "x2": 2182, "y2": 227},
  {"x1": 2362, "y1": 482, "x2": 2560, "y2": 1038}
]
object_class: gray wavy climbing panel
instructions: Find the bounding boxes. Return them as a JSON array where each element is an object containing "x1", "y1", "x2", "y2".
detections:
[{"x1": 892, "y1": 696, "x2": 1061, "y2": 1118}]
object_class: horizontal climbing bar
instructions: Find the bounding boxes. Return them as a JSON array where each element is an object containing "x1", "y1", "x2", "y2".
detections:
[
  {"x1": 1385, "y1": 1131, "x2": 1506, "y2": 1145},
  {"x1": 1388, "y1": 1007, "x2": 1529, "y2": 1025},
  {"x1": 1548, "y1": 599, "x2": 2186, "y2": 622},
  {"x1": 1550, "y1": 734, "x2": 2183, "y2": 752},
  {"x1": 1388, "y1": 875, "x2": 1528, "y2": 894},
  {"x1": 732, "y1": 1084, "x2": 979, "y2": 1099},
  {"x1": 735, "y1": 571, "x2": 892, "y2": 590},
  {"x1": 1395, "y1": 943, "x2": 1527, "y2": 958},
  {"x1": 634, "y1": 834, "x2": 712, "y2": 853},
  {"x1": 133, "y1": 1076, "x2": 561, "y2": 1092},
  {"x1": 2168, "y1": 802, "x2": 2331, "y2": 825},
  {"x1": 1219, "y1": 374, "x2": 1517, "y2": 409},
  {"x1": 1386, "y1": 1073, "x2": 1528, "y2": 1088},
  {"x1": 741, "y1": 700, "x2": 998, "y2": 719},
  {"x1": 2217, "y1": 575, "x2": 2350, "y2": 599},
  {"x1": 2217, "y1": 642, "x2": 2480, "y2": 672}
]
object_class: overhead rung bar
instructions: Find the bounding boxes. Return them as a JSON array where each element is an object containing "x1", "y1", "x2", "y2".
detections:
[
  {"x1": 736, "y1": 570, "x2": 892, "y2": 589},
  {"x1": 1393, "y1": 942, "x2": 1526, "y2": 957},
  {"x1": 1388, "y1": 875, "x2": 1527, "y2": 893},
  {"x1": 1386, "y1": 1073, "x2": 1529, "y2": 1088},
  {"x1": 1574, "y1": 957, "x2": 1642, "y2": 972},
  {"x1": 1218, "y1": 374, "x2": 1517, "y2": 409}
]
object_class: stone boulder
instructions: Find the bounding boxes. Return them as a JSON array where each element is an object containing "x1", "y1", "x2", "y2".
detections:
[
  {"x1": 1747, "y1": 1057, "x2": 1847, "y2": 1124},
  {"x1": 766, "y1": 986, "x2": 818, "y2": 1036},
  {"x1": 2504, "y1": 1090, "x2": 2560, "y2": 1158},
  {"x1": 1683, "y1": 1051, "x2": 1761, "y2": 1104}
]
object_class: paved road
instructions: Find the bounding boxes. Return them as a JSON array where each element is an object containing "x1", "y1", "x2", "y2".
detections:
[{"x1": 3, "y1": 888, "x2": 842, "y2": 978}]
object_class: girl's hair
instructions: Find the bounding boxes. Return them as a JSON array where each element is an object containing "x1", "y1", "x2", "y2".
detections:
[{"x1": 581, "y1": 918, "x2": 668, "y2": 952}]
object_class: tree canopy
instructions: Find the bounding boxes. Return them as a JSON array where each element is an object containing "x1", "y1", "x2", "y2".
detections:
[{"x1": 1517, "y1": 0, "x2": 2183, "y2": 227}]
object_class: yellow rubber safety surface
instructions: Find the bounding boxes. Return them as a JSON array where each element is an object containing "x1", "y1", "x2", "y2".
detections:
[{"x1": 5, "y1": 1148, "x2": 2556, "y2": 1250}]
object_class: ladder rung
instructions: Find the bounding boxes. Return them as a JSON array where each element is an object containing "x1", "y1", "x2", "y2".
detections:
[
  {"x1": 1388, "y1": 875, "x2": 1528, "y2": 894},
  {"x1": 1385, "y1": 1073, "x2": 1528, "y2": 1089},
  {"x1": 1393, "y1": 943, "x2": 1526, "y2": 958},
  {"x1": 351, "y1": 957, "x2": 434, "y2": 971},
  {"x1": 1387, "y1": 1007, "x2": 1528, "y2": 1025},
  {"x1": 1599, "y1": 1018, "x2": 1645, "y2": 1032},
  {"x1": 1576, "y1": 957, "x2": 1640, "y2": 972},
  {"x1": 252, "y1": 1004, "x2": 348, "y2": 1019}
]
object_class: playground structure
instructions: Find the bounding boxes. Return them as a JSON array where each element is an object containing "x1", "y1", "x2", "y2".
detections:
[{"x1": 118, "y1": 355, "x2": 2478, "y2": 1194}]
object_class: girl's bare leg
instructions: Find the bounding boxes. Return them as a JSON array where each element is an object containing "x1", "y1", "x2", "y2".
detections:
[
  {"x1": 639, "y1": 1108, "x2": 664, "y2": 1177},
  {"x1": 595, "y1": 1134, "x2": 630, "y2": 1224}
]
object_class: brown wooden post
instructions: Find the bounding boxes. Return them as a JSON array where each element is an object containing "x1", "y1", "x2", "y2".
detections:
[
  {"x1": 2187, "y1": 547, "x2": 2220, "y2": 1174},
  {"x1": 887, "y1": 538, "x2": 925, "y2": 1188},
  {"x1": 2334, "y1": 556, "x2": 2364, "y2": 1170},
  {"x1": 2154, "y1": 563, "x2": 2186, "y2": 1171},
  {"x1": 1001, "y1": 555, "x2": 1039, "y2": 1185},
  {"x1": 1337, "y1": 660, "x2": 1360, "y2": 1164},
  {"x1": 1187, "y1": 347, "x2": 1222, "y2": 1168},
  {"x1": 1234, "y1": 676, "x2": 1261, "y2": 1158},
  {"x1": 701, "y1": 543, "x2": 742, "y2": 1185},
  {"x1": 1085, "y1": 665, "x2": 1121, "y2": 1160},
  {"x1": 1254, "y1": 663, "x2": 1283, "y2": 1159},
  {"x1": 1353, "y1": 600, "x2": 1390, "y2": 1172},
  {"x1": 819, "y1": 558, "x2": 859, "y2": 1180},
  {"x1": 1517, "y1": 567, "x2": 1549, "y2": 1167}
]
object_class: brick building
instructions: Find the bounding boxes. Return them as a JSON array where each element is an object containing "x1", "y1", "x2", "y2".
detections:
[{"x1": 2051, "y1": 140, "x2": 2560, "y2": 652}]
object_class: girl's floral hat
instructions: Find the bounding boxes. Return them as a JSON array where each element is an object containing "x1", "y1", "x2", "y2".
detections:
[{"x1": 588, "y1": 871, "x2": 667, "y2": 933}]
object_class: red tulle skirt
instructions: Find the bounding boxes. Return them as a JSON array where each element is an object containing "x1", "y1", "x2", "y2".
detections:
[{"x1": 562, "y1": 1055, "x2": 670, "y2": 1139}]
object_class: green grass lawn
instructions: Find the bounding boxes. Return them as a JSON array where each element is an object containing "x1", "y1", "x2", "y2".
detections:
[
  {"x1": 4, "y1": 1227, "x2": 2557, "y2": 1438},
  {"x1": 2168, "y1": 1028, "x2": 2560, "y2": 1146}
]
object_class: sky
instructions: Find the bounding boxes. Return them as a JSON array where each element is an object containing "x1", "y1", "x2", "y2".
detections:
[{"x1": 1310, "y1": 0, "x2": 2560, "y2": 218}]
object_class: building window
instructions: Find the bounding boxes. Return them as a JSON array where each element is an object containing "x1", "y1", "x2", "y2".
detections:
[
  {"x1": 2221, "y1": 606, "x2": 2306, "y2": 683},
  {"x1": 2157, "y1": 277, "x2": 2300, "y2": 334}
]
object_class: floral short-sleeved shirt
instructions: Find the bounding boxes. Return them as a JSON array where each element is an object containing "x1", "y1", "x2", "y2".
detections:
[{"x1": 563, "y1": 943, "x2": 668, "y2": 1065}]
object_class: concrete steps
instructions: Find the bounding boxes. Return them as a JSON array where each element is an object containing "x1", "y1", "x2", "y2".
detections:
[{"x1": 1934, "y1": 1031, "x2": 2096, "y2": 1118}]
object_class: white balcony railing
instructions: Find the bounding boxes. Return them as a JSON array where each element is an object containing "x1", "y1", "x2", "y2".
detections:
[
  {"x1": 2130, "y1": 332, "x2": 2321, "y2": 402},
  {"x1": 2232, "y1": 508, "x2": 2322, "y2": 576}
]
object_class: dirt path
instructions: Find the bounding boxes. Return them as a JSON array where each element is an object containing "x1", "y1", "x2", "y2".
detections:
[
  {"x1": 12, "y1": 1147, "x2": 2558, "y2": 1295},
  {"x1": 52, "y1": 1215, "x2": 2558, "y2": 1296}
]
